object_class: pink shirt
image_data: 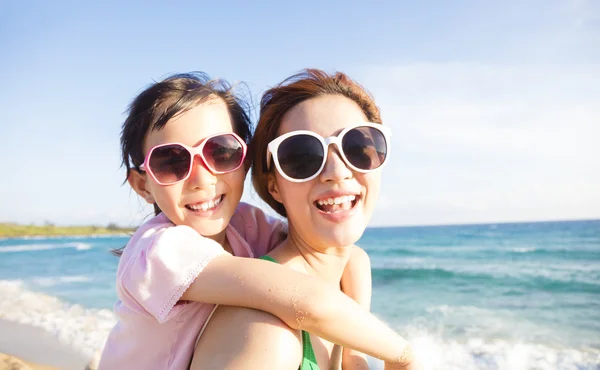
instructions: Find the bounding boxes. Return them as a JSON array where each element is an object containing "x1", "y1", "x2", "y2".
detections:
[{"x1": 98, "y1": 203, "x2": 285, "y2": 370}]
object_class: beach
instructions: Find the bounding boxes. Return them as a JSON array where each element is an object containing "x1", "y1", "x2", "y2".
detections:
[
  {"x1": 0, "y1": 319, "x2": 90, "y2": 370},
  {"x1": 0, "y1": 286, "x2": 105, "y2": 370},
  {"x1": 0, "y1": 220, "x2": 599, "y2": 369},
  {"x1": 0, "y1": 237, "x2": 115, "y2": 370}
]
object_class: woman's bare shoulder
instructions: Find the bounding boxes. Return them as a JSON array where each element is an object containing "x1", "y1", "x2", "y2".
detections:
[{"x1": 191, "y1": 306, "x2": 302, "y2": 370}]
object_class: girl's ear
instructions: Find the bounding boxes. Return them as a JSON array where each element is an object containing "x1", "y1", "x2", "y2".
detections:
[
  {"x1": 243, "y1": 158, "x2": 251, "y2": 174},
  {"x1": 267, "y1": 174, "x2": 283, "y2": 204},
  {"x1": 128, "y1": 170, "x2": 155, "y2": 204}
]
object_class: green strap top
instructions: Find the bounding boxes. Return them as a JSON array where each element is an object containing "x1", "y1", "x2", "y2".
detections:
[{"x1": 260, "y1": 255, "x2": 321, "y2": 370}]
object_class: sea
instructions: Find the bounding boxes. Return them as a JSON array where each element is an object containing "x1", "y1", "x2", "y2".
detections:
[{"x1": 0, "y1": 219, "x2": 598, "y2": 369}]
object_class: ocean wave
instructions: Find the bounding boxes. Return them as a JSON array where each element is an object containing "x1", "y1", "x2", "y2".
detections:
[
  {"x1": 367, "y1": 335, "x2": 600, "y2": 370},
  {"x1": 31, "y1": 275, "x2": 92, "y2": 287},
  {"x1": 364, "y1": 247, "x2": 421, "y2": 256},
  {"x1": 373, "y1": 266, "x2": 457, "y2": 280},
  {"x1": 371, "y1": 266, "x2": 600, "y2": 293},
  {"x1": 509, "y1": 246, "x2": 600, "y2": 259},
  {"x1": 0, "y1": 242, "x2": 92, "y2": 253},
  {"x1": 72, "y1": 242, "x2": 92, "y2": 250},
  {"x1": 0, "y1": 279, "x2": 116, "y2": 357},
  {"x1": 1, "y1": 278, "x2": 598, "y2": 369},
  {"x1": 365, "y1": 307, "x2": 600, "y2": 370},
  {"x1": 512, "y1": 247, "x2": 537, "y2": 253},
  {"x1": 363, "y1": 244, "x2": 600, "y2": 260},
  {"x1": 1, "y1": 234, "x2": 126, "y2": 241}
]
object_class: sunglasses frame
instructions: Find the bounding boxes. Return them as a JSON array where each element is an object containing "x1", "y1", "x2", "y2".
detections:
[
  {"x1": 140, "y1": 132, "x2": 247, "y2": 185},
  {"x1": 266, "y1": 122, "x2": 391, "y2": 183}
]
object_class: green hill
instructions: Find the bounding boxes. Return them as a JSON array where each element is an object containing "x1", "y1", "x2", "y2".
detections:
[{"x1": 0, "y1": 223, "x2": 135, "y2": 238}]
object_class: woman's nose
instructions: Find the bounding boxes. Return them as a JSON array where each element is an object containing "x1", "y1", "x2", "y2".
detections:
[{"x1": 319, "y1": 146, "x2": 353, "y2": 182}]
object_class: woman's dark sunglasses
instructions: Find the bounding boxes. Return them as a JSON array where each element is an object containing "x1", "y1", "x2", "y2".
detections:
[{"x1": 266, "y1": 123, "x2": 391, "y2": 182}]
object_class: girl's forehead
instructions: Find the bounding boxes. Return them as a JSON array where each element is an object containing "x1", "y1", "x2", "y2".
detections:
[
  {"x1": 144, "y1": 99, "x2": 234, "y2": 150},
  {"x1": 278, "y1": 95, "x2": 367, "y2": 137}
]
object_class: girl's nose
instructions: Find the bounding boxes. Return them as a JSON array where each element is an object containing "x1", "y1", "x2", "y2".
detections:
[{"x1": 187, "y1": 155, "x2": 217, "y2": 189}]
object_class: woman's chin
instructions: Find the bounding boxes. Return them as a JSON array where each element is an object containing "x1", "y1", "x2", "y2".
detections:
[{"x1": 316, "y1": 222, "x2": 365, "y2": 247}]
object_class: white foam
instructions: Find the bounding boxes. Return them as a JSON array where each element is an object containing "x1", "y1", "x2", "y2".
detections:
[
  {"x1": 20, "y1": 235, "x2": 48, "y2": 240},
  {"x1": 512, "y1": 247, "x2": 537, "y2": 253},
  {"x1": 0, "y1": 242, "x2": 92, "y2": 253},
  {"x1": 31, "y1": 275, "x2": 92, "y2": 287},
  {"x1": 1, "y1": 280, "x2": 598, "y2": 369},
  {"x1": 361, "y1": 305, "x2": 600, "y2": 369},
  {"x1": 4, "y1": 234, "x2": 126, "y2": 241},
  {"x1": 71, "y1": 242, "x2": 92, "y2": 250},
  {"x1": 0, "y1": 280, "x2": 116, "y2": 357},
  {"x1": 0, "y1": 243, "x2": 62, "y2": 252},
  {"x1": 366, "y1": 332, "x2": 600, "y2": 370}
]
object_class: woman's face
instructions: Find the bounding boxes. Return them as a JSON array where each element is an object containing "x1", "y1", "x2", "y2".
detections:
[{"x1": 269, "y1": 95, "x2": 383, "y2": 250}]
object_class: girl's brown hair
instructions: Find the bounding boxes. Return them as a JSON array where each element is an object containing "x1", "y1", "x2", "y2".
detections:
[
  {"x1": 250, "y1": 68, "x2": 382, "y2": 217},
  {"x1": 114, "y1": 72, "x2": 252, "y2": 256},
  {"x1": 121, "y1": 72, "x2": 253, "y2": 216}
]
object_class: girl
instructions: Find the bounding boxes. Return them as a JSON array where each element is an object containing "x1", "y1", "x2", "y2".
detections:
[
  {"x1": 98, "y1": 72, "x2": 417, "y2": 370},
  {"x1": 190, "y1": 69, "x2": 423, "y2": 370}
]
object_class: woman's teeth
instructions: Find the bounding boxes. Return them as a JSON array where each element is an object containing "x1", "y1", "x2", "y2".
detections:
[
  {"x1": 315, "y1": 195, "x2": 357, "y2": 213},
  {"x1": 187, "y1": 195, "x2": 222, "y2": 212}
]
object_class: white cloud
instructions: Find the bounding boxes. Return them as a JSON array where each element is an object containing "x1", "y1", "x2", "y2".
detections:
[{"x1": 349, "y1": 62, "x2": 600, "y2": 226}]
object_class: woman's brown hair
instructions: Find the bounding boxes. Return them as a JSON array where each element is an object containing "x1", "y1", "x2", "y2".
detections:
[{"x1": 250, "y1": 68, "x2": 382, "y2": 217}]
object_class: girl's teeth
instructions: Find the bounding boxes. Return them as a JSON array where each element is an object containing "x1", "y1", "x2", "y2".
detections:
[{"x1": 190, "y1": 196, "x2": 222, "y2": 211}]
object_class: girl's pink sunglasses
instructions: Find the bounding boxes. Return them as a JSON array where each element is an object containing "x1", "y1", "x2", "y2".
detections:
[{"x1": 139, "y1": 132, "x2": 247, "y2": 185}]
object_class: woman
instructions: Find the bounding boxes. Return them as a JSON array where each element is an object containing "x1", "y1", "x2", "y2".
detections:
[{"x1": 191, "y1": 69, "x2": 421, "y2": 370}]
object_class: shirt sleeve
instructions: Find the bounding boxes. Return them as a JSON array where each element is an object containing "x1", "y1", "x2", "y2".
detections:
[
  {"x1": 231, "y1": 202, "x2": 288, "y2": 257},
  {"x1": 120, "y1": 225, "x2": 226, "y2": 323}
]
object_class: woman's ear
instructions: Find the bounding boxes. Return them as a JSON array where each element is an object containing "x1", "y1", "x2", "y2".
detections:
[
  {"x1": 128, "y1": 170, "x2": 155, "y2": 204},
  {"x1": 267, "y1": 174, "x2": 283, "y2": 203}
]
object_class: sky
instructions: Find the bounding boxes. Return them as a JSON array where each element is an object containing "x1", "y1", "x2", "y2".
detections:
[{"x1": 0, "y1": 0, "x2": 598, "y2": 227}]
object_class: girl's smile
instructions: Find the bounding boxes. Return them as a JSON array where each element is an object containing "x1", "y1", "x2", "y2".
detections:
[
  {"x1": 185, "y1": 194, "x2": 225, "y2": 214},
  {"x1": 129, "y1": 97, "x2": 246, "y2": 241}
]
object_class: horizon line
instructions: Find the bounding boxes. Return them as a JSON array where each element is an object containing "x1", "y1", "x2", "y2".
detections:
[
  {"x1": 368, "y1": 217, "x2": 600, "y2": 229},
  {"x1": 2, "y1": 216, "x2": 599, "y2": 230}
]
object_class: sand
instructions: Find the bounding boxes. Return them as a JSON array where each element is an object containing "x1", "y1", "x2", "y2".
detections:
[{"x1": 0, "y1": 319, "x2": 91, "y2": 370}]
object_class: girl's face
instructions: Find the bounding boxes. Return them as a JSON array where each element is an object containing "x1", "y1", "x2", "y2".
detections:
[
  {"x1": 130, "y1": 97, "x2": 245, "y2": 241},
  {"x1": 268, "y1": 95, "x2": 383, "y2": 249}
]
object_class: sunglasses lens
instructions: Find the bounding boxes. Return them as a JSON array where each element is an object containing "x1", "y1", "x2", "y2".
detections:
[
  {"x1": 277, "y1": 134, "x2": 324, "y2": 180},
  {"x1": 203, "y1": 134, "x2": 245, "y2": 173},
  {"x1": 148, "y1": 144, "x2": 191, "y2": 184},
  {"x1": 342, "y1": 126, "x2": 387, "y2": 171}
]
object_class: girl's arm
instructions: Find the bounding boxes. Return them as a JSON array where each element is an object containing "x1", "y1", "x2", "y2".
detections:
[
  {"x1": 181, "y1": 253, "x2": 419, "y2": 368},
  {"x1": 339, "y1": 246, "x2": 372, "y2": 370}
]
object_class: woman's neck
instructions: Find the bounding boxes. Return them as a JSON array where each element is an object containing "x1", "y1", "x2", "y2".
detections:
[{"x1": 269, "y1": 224, "x2": 353, "y2": 286}]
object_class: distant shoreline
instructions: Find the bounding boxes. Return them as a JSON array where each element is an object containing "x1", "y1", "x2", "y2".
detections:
[
  {"x1": 0, "y1": 233, "x2": 131, "y2": 240},
  {"x1": 0, "y1": 223, "x2": 135, "y2": 239}
]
